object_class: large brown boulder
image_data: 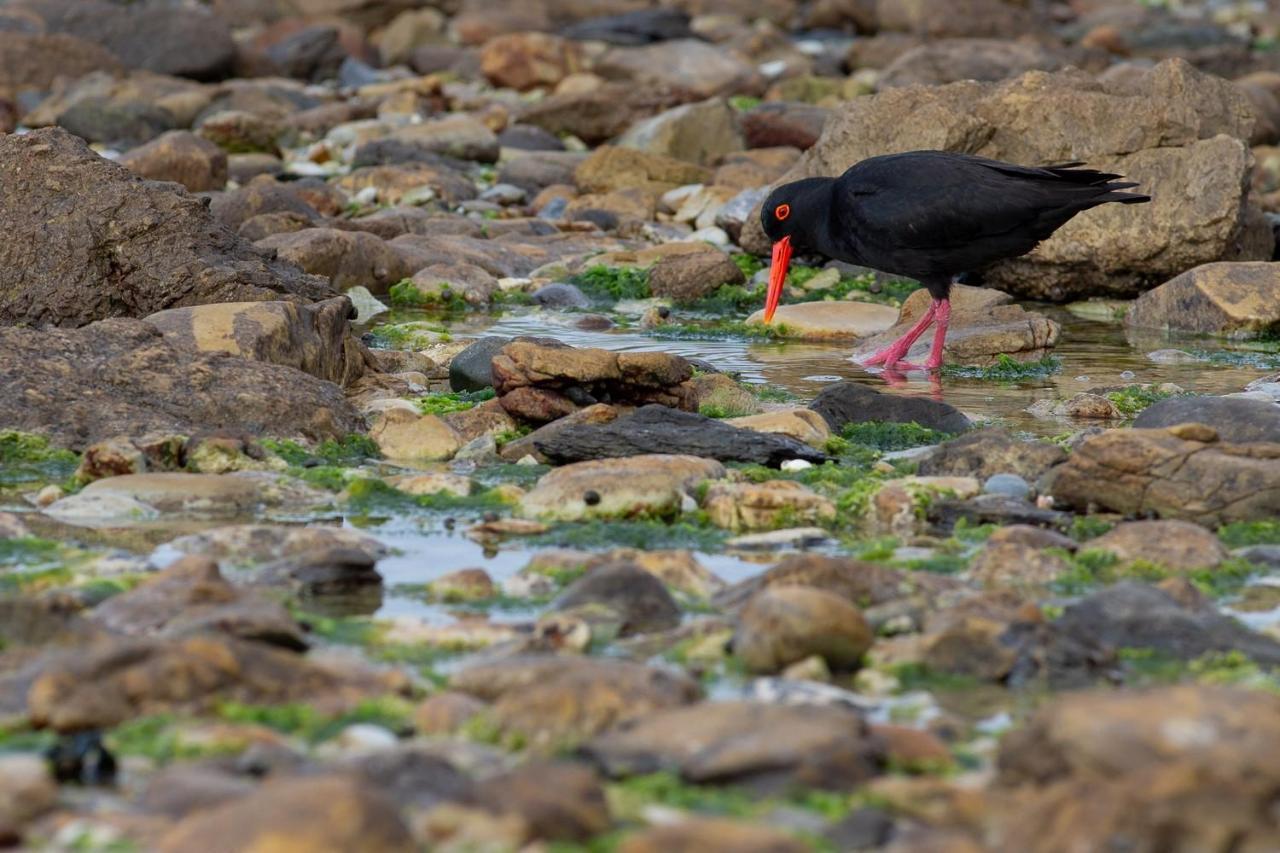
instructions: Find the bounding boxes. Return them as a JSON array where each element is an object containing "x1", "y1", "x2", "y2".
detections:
[
  {"x1": 1126, "y1": 261, "x2": 1280, "y2": 337},
  {"x1": 0, "y1": 129, "x2": 335, "y2": 328},
  {"x1": 1044, "y1": 424, "x2": 1280, "y2": 525},
  {"x1": 492, "y1": 341, "x2": 697, "y2": 423},
  {"x1": 744, "y1": 60, "x2": 1271, "y2": 301},
  {"x1": 0, "y1": 319, "x2": 363, "y2": 449},
  {"x1": 255, "y1": 228, "x2": 411, "y2": 293},
  {"x1": 994, "y1": 686, "x2": 1280, "y2": 852},
  {"x1": 118, "y1": 130, "x2": 229, "y2": 193}
]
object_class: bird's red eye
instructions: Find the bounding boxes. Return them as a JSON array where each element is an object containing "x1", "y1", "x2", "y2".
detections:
[{"x1": 775, "y1": 204, "x2": 790, "y2": 221}]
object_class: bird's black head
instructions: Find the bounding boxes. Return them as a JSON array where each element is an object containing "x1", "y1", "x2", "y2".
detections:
[
  {"x1": 759, "y1": 178, "x2": 831, "y2": 249},
  {"x1": 758, "y1": 178, "x2": 832, "y2": 323}
]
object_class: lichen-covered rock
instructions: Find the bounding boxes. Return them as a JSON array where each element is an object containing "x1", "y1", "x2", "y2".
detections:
[
  {"x1": 492, "y1": 342, "x2": 697, "y2": 424},
  {"x1": 703, "y1": 480, "x2": 836, "y2": 532},
  {"x1": 1044, "y1": 425, "x2": 1280, "y2": 525},
  {"x1": 144, "y1": 297, "x2": 369, "y2": 386},
  {"x1": 518, "y1": 454, "x2": 725, "y2": 521},
  {"x1": 0, "y1": 319, "x2": 362, "y2": 449},
  {"x1": 0, "y1": 129, "x2": 334, "y2": 328}
]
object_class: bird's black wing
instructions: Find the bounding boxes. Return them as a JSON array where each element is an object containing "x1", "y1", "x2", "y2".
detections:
[{"x1": 833, "y1": 151, "x2": 1147, "y2": 277}]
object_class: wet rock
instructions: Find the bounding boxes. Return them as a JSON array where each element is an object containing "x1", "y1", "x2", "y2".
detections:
[
  {"x1": 647, "y1": 249, "x2": 745, "y2": 303},
  {"x1": 555, "y1": 548, "x2": 724, "y2": 599},
  {"x1": 0, "y1": 129, "x2": 334, "y2": 328},
  {"x1": 0, "y1": 320, "x2": 361, "y2": 449},
  {"x1": 535, "y1": 405, "x2": 827, "y2": 467},
  {"x1": 499, "y1": 403, "x2": 618, "y2": 464},
  {"x1": 475, "y1": 761, "x2": 610, "y2": 842},
  {"x1": 617, "y1": 97, "x2": 744, "y2": 166},
  {"x1": 1030, "y1": 392, "x2": 1124, "y2": 421},
  {"x1": 388, "y1": 113, "x2": 500, "y2": 163},
  {"x1": 855, "y1": 286, "x2": 1060, "y2": 365},
  {"x1": 583, "y1": 700, "x2": 884, "y2": 790},
  {"x1": 575, "y1": 145, "x2": 711, "y2": 196},
  {"x1": 89, "y1": 555, "x2": 306, "y2": 650},
  {"x1": 368, "y1": 410, "x2": 462, "y2": 461},
  {"x1": 920, "y1": 592, "x2": 1110, "y2": 686},
  {"x1": 551, "y1": 563, "x2": 681, "y2": 636},
  {"x1": 1133, "y1": 395, "x2": 1280, "y2": 445},
  {"x1": 210, "y1": 180, "x2": 321, "y2": 232},
  {"x1": 1083, "y1": 520, "x2": 1227, "y2": 572},
  {"x1": 392, "y1": 472, "x2": 475, "y2": 498},
  {"x1": 533, "y1": 282, "x2": 591, "y2": 309},
  {"x1": 745, "y1": 300, "x2": 900, "y2": 340},
  {"x1": 25, "y1": 0, "x2": 236, "y2": 80},
  {"x1": 116, "y1": 130, "x2": 227, "y2": 193},
  {"x1": 726, "y1": 409, "x2": 830, "y2": 449},
  {"x1": 919, "y1": 428, "x2": 1065, "y2": 482},
  {"x1": 145, "y1": 297, "x2": 368, "y2": 387},
  {"x1": 715, "y1": 553, "x2": 953, "y2": 616},
  {"x1": 593, "y1": 39, "x2": 758, "y2": 101},
  {"x1": 405, "y1": 263, "x2": 499, "y2": 306},
  {"x1": 451, "y1": 335, "x2": 516, "y2": 392},
  {"x1": 158, "y1": 775, "x2": 414, "y2": 853},
  {"x1": 519, "y1": 83, "x2": 682, "y2": 146},
  {"x1": 450, "y1": 655, "x2": 700, "y2": 748},
  {"x1": 0, "y1": 754, "x2": 57, "y2": 844},
  {"x1": 704, "y1": 481, "x2": 836, "y2": 532},
  {"x1": 48, "y1": 472, "x2": 327, "y2": 524},
  {"x1": 480, "y1": 32, "x2": 584, "y2": 91},
  {"x1": 25, "y1": 634, "x2": 404, "y2": 731},
  {"x1": 967, "y1": 541, "x2": 1072, "y2": 592},
  {"x1": 740, "y1": 102, "x2": 830, "y2": 151},
  {"x1": 753, "y1": 61, "x2": 1270, "y2": 300},
  {"x1": 880, "y1": 39, "x2": 1066, "y2": 89},
  {"x1": 690, "y1": 373, "x2": 762, "y2": 419},
  {"x1": 162, "y1": 524, "x2": 387, "y2": 567},
  {"x1": 0, "y1": 31, "x2": 122, "y2": 101},
  {"x1": 425, "y1": 568, "x2": 494, "y2": 602},
  {"x1": 561, "y1": 8, "x2": 693, "y2": 45},
  {"x1": 619, "y1": 818, "x2": 809, "y2": 853},
  {"x1": 1044, "y1": 425, "x2": 1280, "y2": 525},
  {"x1": 734, "y1": 587, "x2": 873, "y2": 673},
  {"x1": 256, "y1": 228, "x2": 410, "y2": 294},
  {"x1": 810, "y1": 381, "x2": 972, "y2": 434},
  {"x1": 499, "y1": 151, "x2": 586, "y2": 192},
  {"x1": 995, "y1": 685, "x2": 1280, "y2": 852},
  {"x1": 870, "y1": 476, "x2": 982, "y2": 537},
  {"x1": 1054, "y1": 582, "x2": 1280, "y2": 666},
  {"x1": 1128, "y1": 262, "x2": 1280, "y2": 337},
  {"x1": 492, "y1": 342, "x2": 697, "y2": 424},
  {"x1": 518, "y1": 454, "x2": 725, "y2": 521},
  {"x1": 196, "y1": 109, "x2": 281, "y2": 156}
]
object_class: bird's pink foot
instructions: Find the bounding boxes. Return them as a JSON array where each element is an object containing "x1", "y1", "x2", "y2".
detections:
[{"x1": 857, "y1": 301, "x2": 939, "y2": 368}]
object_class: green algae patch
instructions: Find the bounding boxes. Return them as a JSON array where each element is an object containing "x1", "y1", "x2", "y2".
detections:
[
  {"x1": 528, "y1": 519, "x2": 728, "y2": 552},
  {"x1": 216, "y1": 696, "x2": 414, "y2": 742},
  {"x1": 572, "y1": 266, "x2": 651, "y2": 301},
  {"x1": 1219, "y1": 520, "x2": 1280, "y2": 548},
  {"x1": 0, "y1": 431, "x2": 78, "y2": 489},
  {"x1": 388, "y1": 278, "x2": 468, "y2": 311},
  {"x1": 943, "y1": 354, "x2": 1061, "y2": 381},
  {"x1": 1051, "y1": 549, "x2": 1257, "y2": 598},
  {"x1": 415, "y1": 388, "x2": 496, "y2": 416},
  {"x1": 648, "y1": 320, "x2": 791, "y2": 341},
  {"x1": 264, "y1": 434, "x2": 381, "y2": 467},
  {"x1": 345, "y1": 477, "x2": 509, "y2": 513},
  {"x1": 1103, "y1": 385, "x2": 1189, "y2": 417},
  {"x1": 365, "y1": 320, "x2": 451, "y2": 349},
  {"x1": 831, "y1": 421, "x2": 954, "y2": 453}
]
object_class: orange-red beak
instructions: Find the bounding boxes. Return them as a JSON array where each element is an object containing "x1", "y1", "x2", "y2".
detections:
[{"x1": 763, "y1": 236, "x2": 791, "y2": 323}]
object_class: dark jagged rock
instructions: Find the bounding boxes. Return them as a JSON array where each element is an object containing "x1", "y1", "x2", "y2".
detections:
[
  {"x1": 809, "y1": 381, "x2": 972, "y2": 434},
  {"x1": 560, "y1": 9, "x2": 693, "y2": 45},
  {"x1": 535, "y1": 405, "x2": 828, "y2": 467},
  {"x1": 1055, "y1": 582, "x2": 1280, "y2": 665},
  {"x1": 1133, "y1": 395, "x2": 1280, "y2": 444},
  {"x1": 450, "y1": 335, "x2": 564, "y2": 392},
  {"x1": 0, "y1": 129, "x2": 335, "y2": 328}
]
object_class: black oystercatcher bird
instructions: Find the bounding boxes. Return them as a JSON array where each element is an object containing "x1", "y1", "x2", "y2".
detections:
[{"x1": 760, "y1": 151, "x2": 1150, "y2": 370}]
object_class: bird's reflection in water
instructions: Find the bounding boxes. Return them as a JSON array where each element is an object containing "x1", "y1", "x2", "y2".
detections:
[{"x1": 864, "y1": 364, "x2": 945, "y2": 401}]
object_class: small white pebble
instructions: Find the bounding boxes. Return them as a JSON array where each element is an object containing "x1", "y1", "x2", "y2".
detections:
[
  {"x1": 34, "y1": 485, "x2": 64, "y2": 507},
  {"x1": 353, "y1": 186, "x2": 379, "y2": 205},
  {"x1": 780, "y1": 459, "x2": 813, "y2": 472},
  {"x1": 680, "y1": 493, "x2": 698, "y2": 513},
  {"x1": 515, "y1": 454, "x2": 539, "y2": 466}
]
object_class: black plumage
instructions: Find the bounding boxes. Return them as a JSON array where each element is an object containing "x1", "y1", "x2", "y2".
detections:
[{"x1": 758, "y1": 150, "x2": 1150, "y2": 369}]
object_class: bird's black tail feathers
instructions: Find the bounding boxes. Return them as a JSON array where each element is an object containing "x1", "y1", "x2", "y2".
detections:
[{"x1": 1041, "y1": 163, "x2": 1152, "y2": 205}]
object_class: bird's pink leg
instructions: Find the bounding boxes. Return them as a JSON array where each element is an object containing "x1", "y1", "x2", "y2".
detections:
[
  {"x1": 858, "y1": 301, "x2": 938, "y2": 368},
  {"x1": 920, "y1": 298, "x2": 951, "y2": 371}
]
